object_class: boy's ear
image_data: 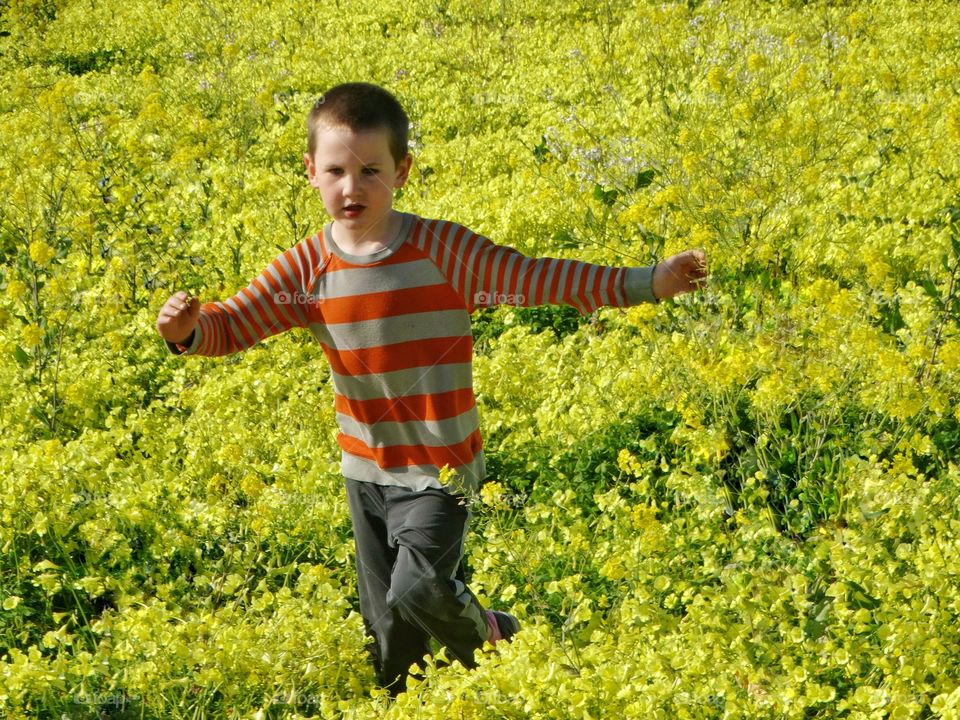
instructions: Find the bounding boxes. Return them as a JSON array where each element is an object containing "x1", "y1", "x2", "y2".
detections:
[
  {"x1": 394, "y1": 153, "x2": 413, "y2": 188},
  {"x1": 304, "y1": 153, "x2": 320, "y2": 188}
]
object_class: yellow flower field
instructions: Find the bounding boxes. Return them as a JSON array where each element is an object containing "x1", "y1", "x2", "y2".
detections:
[{"x1": 1, "y1": 0, "x2": 959, "y2": 717}]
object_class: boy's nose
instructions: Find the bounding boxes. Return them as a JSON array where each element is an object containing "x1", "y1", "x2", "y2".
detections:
[{"x1": 342, "y1": 173, "x2": 361, "y2": 195}]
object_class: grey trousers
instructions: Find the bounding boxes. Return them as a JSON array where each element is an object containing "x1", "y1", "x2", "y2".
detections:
[{"x1": 344, "y1": 478, "x2": 490, "y2": 695}]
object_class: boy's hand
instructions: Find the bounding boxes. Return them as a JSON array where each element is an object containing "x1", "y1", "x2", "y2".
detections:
[
  {"x1": 156, "y1": 291, "x2": 201, "y2": 344},
  {"x1": 652, "y1": 249, "x2": 708, "y2": 300}
]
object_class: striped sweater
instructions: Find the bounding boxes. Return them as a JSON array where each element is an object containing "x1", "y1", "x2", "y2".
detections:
[{"x1": 166, "y1": 211, "x2": 659, "y2": 493}]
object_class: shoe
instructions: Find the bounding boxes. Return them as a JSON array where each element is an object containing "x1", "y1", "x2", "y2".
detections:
[{"x1": 485, "y1": 610, "x2": 520, "y2": 645}]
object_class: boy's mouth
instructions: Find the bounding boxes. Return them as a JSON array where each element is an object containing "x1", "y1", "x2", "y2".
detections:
[{"x1": 344, "y1": 204, "x2": 365, "y2": 217}]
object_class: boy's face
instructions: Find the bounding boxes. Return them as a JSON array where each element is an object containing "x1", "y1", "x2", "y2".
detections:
[{"x1": 304, "y1": 123, "x2": 412, "y2": 240}]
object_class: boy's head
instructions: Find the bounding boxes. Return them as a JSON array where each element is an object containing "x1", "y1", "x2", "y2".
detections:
[
  {"x1": 306, "y1": 82, "x2": 409, "y2": 166},
  {"x1": 304, "y1": 82, "x2": 413, "y2": 238}
]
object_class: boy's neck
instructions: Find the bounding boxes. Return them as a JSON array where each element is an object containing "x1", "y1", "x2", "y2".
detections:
[{"x1": 331, "y1": 209, "x2": 403, "y2": 256}]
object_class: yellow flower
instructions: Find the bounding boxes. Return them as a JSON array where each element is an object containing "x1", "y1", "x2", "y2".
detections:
[
  {"x1": 617, "y1": 449, "x2": 644, "y2": 476},
  {"x1": 789, "y1": 64, "x2": 810, "y2": 91},
  {"x1": 947, "y1": 101, "x2": 960, "y2": 142},
  {"x1": 690, "y1": 224, "x2": 713, "y2": 247},
  {"x1": 6, "y1": 279, "x2": 28, "y2": 301},
  {"x1": 747, "y1": 53, "x2": 768, "y2": 73},
  {"x1": 240, "y1": 474, "x2": 264, "y2": 498},
  {"x1": 847, "y1": 10, "x2": 868, "y2": 32},
  {"x1": 732, "y1": 102, "x2": 754, "y2": 122},
  {"x1": 3, "y1": 595, "x2": 21, "y2": 610},
  {"x1": 653, "y1": 185, "x2": 682, "y2": 208},
  {"x1": 22, "y1": 323, "x2": 44, "y2": 347},
  {"x1": 49, "y1": 309, "x2": 68, "y2": 325},
  {"x1": 707, "y1": 66, "x2": 728, "y2": 92},
  {"x1": 939, "y1": 340, "x2": 960, "y2": 370},
  {"x1": 437, "y1": 463, "x2": 455, "y2": 486},
  {"x1": 29, "y1": 240, "x2": 55, "y2": 265},
  {"x1": 480, "y1": 481, "x2": 506, "y2": 508}
]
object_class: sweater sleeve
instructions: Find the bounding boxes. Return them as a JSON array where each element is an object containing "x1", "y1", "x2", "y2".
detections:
[
  {"x1": 165, "y1": 239, "x2": 319, "y2": 357},
  {"x1": 417, "y1": 219, "x2": 659, "y2": 313}
]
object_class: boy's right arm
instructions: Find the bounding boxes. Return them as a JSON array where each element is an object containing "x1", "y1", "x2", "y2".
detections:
[{"x1": 156, "y1": 242, "x2": 317, "y2": 356}]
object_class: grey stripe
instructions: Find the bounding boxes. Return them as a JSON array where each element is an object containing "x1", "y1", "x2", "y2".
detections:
[
  {"x1": 317, "y1": 257, "x2": 445, "y2": 300},
  {"x1": 569, "y1": 262, "x2": 585, "y2": 309},
  {"x1": 327, "y1": 361, "x2": 474, "y2": 400},
  {"x1": 340, "y1": 449, "x2": 486, "y2": 494},
  {"x1": 555, "y1": 259, "x2": 572, "y2": 304},
  {"x1": 222, "y1": 271, "x2": 294, "y2": 344},
  {"x1": 499, "y1": 250, "x2": 520, "y2": 300},
  {"x1": 439, "y1": 221, "x2": 455, "y2": 280},
  {"x1": 221, "y1": 295, "x2": 262, "y2": 348},
  {"x1": 582, "y1": 265, "x2": 599, "y2": 308},
  {"x1": 461, "y1": 231, "x2": 485, "y2": 304},
  {"x1": 336, "y1": 406, "x2": 479, "y2": 448},
  {"x1": 253, "y1": 266, "x2": 299, "y2": 332},
  {"x1": 597, "y1": 266, "x2": 612, "y2": 307},
  {"x1": 309, "y1": 309, "x2": 471, "y2": 352},
  {"x1": 274, "y1": 252, "x2": 309, "y2": 326},
  {"x1": 524, "y1": 257, "x2": 547, "y2": 304},
  {"x1": 284, "y1": 243, "x2": 308, "y2": 297}
]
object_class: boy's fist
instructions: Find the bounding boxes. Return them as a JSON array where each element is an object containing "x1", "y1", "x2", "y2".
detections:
[
  {"x1": 652, "y1": 249, "x2": 708, "y2": 300},
  {"x1": 156, "y1": 291, "x2": 200, "y2": 344}
]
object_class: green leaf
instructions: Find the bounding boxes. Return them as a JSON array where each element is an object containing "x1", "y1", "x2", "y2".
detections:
[
  {"x1": 845, "y1": 580, "x2": 880, "y2": 610},
  {"x1": 921, "y1": 278, "x2": 941, "y2": 302},
  {"x1": 804, "y1": 599, "x2": 831, "y2": 640},
  {"x1": 13, "y1": 345, "x2": 31, "y2": 367},
  {"x1": 634, "y1": 168, "x2": 656, "y2": 190},
  {"x1": 593, "y1": 184, "x2": 618, "y2": 207},
  {"x1": 859, "y1": 505, "x2": 890, "y2": 521},
  {"x1": 552, "y1": 229, "x2": 578, "y2": 249},
  {"x1": 533, "y1": 135, "x2": 550, "y2": 163},
  {"x1": 29, "y1": 404, "x2": 47, "y2": 424}
]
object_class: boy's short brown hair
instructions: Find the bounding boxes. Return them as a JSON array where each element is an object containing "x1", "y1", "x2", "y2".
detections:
[{"x1": 307, "y1": 82, "x2": 410, "y2": 165}]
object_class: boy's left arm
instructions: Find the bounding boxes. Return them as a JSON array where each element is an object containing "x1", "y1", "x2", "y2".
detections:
[{"x1": 429, "y1": 220, "x2": 707, "y2": 312}]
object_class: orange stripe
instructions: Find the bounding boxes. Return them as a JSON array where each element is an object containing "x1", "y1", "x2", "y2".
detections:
[
  {"x1": 604, "y1": 267, "x2": 617, "y2": 306},
  {"x1": 335, "y1": 388, "x2": 476, "y2": 423},
  {"x1": 238, "y1": 285, "x2": 278, "y2": 340},
  {"x1": 575, "y1": 264, "x2": 590, "y2": 308},
  {"x1": 209, "y1": 302, "x2": 256, "y2": 350},
  {"x1": 258, "y1": 262, "x2": 290, "y2": 325},
  {"x1": 319, "y1": 284, "x2": 463, "y2": 324},
  {"x1": 506, "y1": 254, "x2": 522, "y2": 298},
  {"x1": 546, "y1": 258, "x2": 563, "y2": 305},
  {"x1": 247, "y1": 280, "x2": 280, "y2": 334},
  {"x1": 475, "y1": 244, "x2": 492, "y2": 310},
  {"x1": 457, "y1": 231, "x2": 482, "y2": 299},
  {"x1": 562, "y1": 261, "x2": 576, "y2": 308},
  {"x1": 445, "y1": 224, "x2": 468, "y2": 282},
  {"x1": 338, "y1": 428, "x2": 483, "y2": 468},
  {"x1": 322, "y1": 335, "x2": 472, "y2": 375},
  {"x1": 519, "y1": 258, "x2": 537, "y2": 306}
]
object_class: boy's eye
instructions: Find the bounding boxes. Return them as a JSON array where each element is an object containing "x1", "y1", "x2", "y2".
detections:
[{"x1": 326, "y1": 168, "x2": 379, "y2": 175}]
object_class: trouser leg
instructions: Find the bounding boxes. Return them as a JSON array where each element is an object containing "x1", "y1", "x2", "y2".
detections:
[
  {"x1": 383, "y1": 485, "x2": 490, "y2": 671},
  {"x1": 344, "y1": 478, "x2": 431, "y2": 696}
]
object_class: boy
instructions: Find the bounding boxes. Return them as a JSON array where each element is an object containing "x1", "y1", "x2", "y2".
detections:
[{"x1": 156, "y1": 82, "x2": 708, "y2": 696}]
